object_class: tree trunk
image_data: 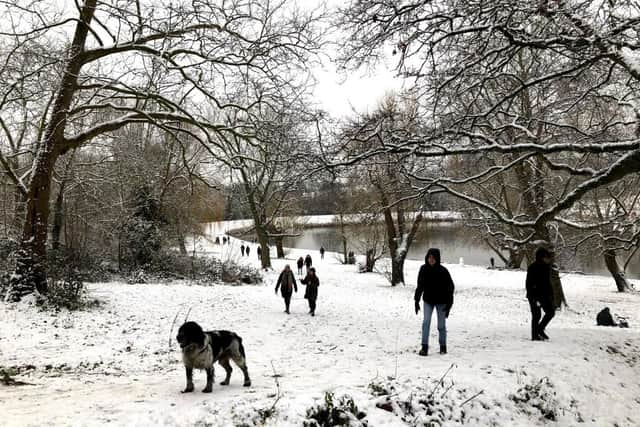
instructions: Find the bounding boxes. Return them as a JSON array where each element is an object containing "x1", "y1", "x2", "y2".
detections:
[
  {"x1": 391, "y1": 254, "x2": 406, "y2": 286},
  {"x1": 51, "y1": 182, "x2": 65, "y2": 252},
  {"x1": 256, "y1": 225, "x2": 271, "y2": 269},
  {"x1": 8, "y1": 154, "x2": 58, "y2": 300},
  {"x1": 604, "y1": 249, "x2": 632, "y2": 292},
  {"x1": 365, "y1": 249, "x2": 375, "y2": 272},
  {"x1": 176, "y1": 218, "x2": 187, "y2": 255},
  {"x1": 275, "y1": 236, "x2": 285, "y2": 258},
  {"x1": 507, "y1": 248, "x2": 525, "y2": 269}
]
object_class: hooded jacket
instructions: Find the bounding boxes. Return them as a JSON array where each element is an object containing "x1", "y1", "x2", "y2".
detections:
[
  {"x1": 414, "y1": 248, "x2": 455, "y2": 311},
  {"x1": 525, "y1": 248, "x2": 553, "y2": 305}
]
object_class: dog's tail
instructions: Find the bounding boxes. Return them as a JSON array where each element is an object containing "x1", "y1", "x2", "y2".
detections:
[{"x1": 237, "y1": 335, "x2": 246, "y2": 359}]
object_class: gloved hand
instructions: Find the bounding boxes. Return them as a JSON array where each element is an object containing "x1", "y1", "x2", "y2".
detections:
[
  {"x1": 445, "y1": 305, "x2": 451, "y2": 318},
  {"x1": 274, "y1": 288, "x2": 278, "y2": 295},
  {"x1": 415, "y1": 301, "x2": 420, "y2": 315}
]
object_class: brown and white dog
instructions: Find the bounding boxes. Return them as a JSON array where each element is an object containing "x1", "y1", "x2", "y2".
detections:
[{"x1": 176, "y1": 321, "x2": 251, "y2": 393}]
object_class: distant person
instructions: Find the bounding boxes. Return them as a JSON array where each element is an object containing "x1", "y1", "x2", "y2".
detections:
[
  {"x1": 240, "y1": 244, "x2": 246, "y2": 256},
  {"x1": 490, "y1": 257, "x2": 495, "y2": 269},
  {"x1": 304, "y1": 254, "x2": 313, "y2": 273},
  {"x1": 301, "y1": 267, "x2": 319, "y2": 316},
  {"x1": 414, "y1": 248, "x2": 455, "y2": 356},
  {"x1": 526, "y1": 247, "x2": 556, "y2": 341},
  {"x1": 257, "y1": 245, "x2": 262, "y2": 260},
  {"x1": 245, "y1": 246, "x2": 250, "y2": 257},
  {"x1": 296, "y1": 256, "x2": 304, "y2": 276},
  {"x1": 319, "y1": 246, "x2": 325, "y2": 260},
  {"x1": 215, "y1": 236, "x2": 220, "y2": 245},
  {"x1": 275, "y1": 264, "x2": 297, "y2": 314},
  {"x1": 222, "y1": 236, "x2": 227, "y2": 244}
]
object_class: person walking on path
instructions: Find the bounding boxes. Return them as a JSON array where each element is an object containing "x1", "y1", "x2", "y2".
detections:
[
  {"x1": 245, "y1": 246, "x2": 250, "y2": 257},
  {"x1": 275, "y1": 264, "x2": 297, "y2": 314},
  {"x1": 304, "y1": 254, "x2": 313, "y2": 273},
  {"x1": 414, "y1": 248, "x2": 455, "y2": 356},
  {"x1": 240, "y1": 244, "x2": 245, "y2": 257},
  {"x1": 301, "y1": 267, "x2": 319, "y2": 316},
  {"x1": 319, "y1": 246, "x2": 325, "y2": 260},
  {"x1": 257, "y1": 246, "x2": 262, "y2": 260},
  {"x1": 526, "y1": 247, "x2": 556, "y2": 341},
  {"x1": 296, "y1": 256, "x2": 304, "y2": 276}
]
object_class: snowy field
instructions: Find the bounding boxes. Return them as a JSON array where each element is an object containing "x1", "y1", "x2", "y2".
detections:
[{"x1": 1, "y1": 239, "x2": 639, "y2": 426}]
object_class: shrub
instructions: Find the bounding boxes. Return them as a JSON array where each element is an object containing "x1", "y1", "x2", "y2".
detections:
[
  {"x1": 123, "y1": 252, "x2": 262, "y2": 285},
  {"x1": 303, "y1": 392, "x2": 368, "y2": 427},
  {"x1": 509, "y1": 377, "x2": 559, "y2": 421}
]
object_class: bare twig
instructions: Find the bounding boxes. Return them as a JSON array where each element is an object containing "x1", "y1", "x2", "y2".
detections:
[
  {"x1": 428, "y1": 363, "x2": 456, "y2": 398},
  {"x1": 460, "y1": 390, "x2": 484, "y2": 407},
  {"x1": 168, "y1": 308, "x2": 183, "y2": 349},
  {"x1": 265, "y1": 361, "x2": 282, "y2": 414}
]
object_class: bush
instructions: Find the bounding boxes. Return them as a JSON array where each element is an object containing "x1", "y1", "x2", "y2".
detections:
[
  {"x1": 48, "y1": 247, "x2": 112, "y2": 283},
  {"x1": 123, "y1": 252, "x2": 263, "y2": 285},
  {"x1": 509, "y1": 377, "x2": 559, "y2": 421},
  {"x1": 303, "y1": 392, "x2": 368, "y2": 427},
  {"x1": 37, "y1": 267, "x2": 99, "y2": 311}
]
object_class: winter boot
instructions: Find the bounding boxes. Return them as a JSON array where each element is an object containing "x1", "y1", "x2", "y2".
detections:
[
  {"x1": 439, "y1": 345, "x2": 447, "y2": 354},
  {"x1": 538, "y1": 330, "x2": 549, "y2": 340},
  {"x1": 418, "y1": 345, "x2": 428, "y2": 356}
]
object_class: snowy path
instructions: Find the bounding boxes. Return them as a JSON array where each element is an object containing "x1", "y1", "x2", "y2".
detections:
[{"x1": 1, "y1": 246, "x2": 639, "y2": 426}]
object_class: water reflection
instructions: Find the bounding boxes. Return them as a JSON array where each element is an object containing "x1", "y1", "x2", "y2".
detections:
[{"x1": 281, "y1": 223, "x2": 640, "y2": 279}]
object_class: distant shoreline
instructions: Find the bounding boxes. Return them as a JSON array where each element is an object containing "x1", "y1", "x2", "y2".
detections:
[{"x1": 203, "y1": 211, "x2": 462, "y2": 236}]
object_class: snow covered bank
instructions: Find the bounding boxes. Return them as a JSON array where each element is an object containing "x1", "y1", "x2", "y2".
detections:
[{"x1": 1, "y1": 242, "x2": 639, "y2": 426}]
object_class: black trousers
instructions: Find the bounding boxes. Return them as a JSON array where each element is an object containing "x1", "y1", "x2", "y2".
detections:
[
  {"x1": 529, "y1": 298, "x2": 555, "y2": 339},
  {"x1": 283, "y1": 295, "x2": 291, "y2": 312},
  {"x1": 308, "y1": 298, "x2": 316, "y2": 314}
]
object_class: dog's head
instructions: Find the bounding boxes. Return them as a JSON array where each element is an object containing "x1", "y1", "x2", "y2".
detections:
[{"x1": 176, "y1": 321, "x2": 206, "y2": 350}]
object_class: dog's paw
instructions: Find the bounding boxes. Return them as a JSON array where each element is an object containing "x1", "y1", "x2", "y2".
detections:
[
  {"x1": 220, "y1": 380, "x2": 229, "y2": 386},
  {"x1": 202, "y1": 387, "x2": 212, "y2": 393}
]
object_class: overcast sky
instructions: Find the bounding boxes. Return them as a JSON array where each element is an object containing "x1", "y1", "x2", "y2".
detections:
[{"x1": 313, "y1": 60, "x2": 404, "y2": 118}]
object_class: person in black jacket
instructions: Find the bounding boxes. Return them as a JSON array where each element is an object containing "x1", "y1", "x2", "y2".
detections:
[
  {"x1": 526, "y1": 247, "x2": 555, "y2": 340},
  {"x1": 414, "y1": 248, "x2": 455, "y2": 356},
  {"x1": 301, "y1": 267, "x2": 319, "y2": 316},
  {"x1": 275, "y1": 264, "x2": 297, "y2": 314}
]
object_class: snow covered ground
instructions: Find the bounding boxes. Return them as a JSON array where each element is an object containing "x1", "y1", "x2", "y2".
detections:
[{"x1": 1, "y1": 238, "x2": 639, "y2": 426}]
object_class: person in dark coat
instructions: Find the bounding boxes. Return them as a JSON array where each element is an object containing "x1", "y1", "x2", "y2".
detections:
[
  {"x1": 257, "y1": 246, "x2": 262, "y2": 260},
  {"x1": 319, "y1": 246, "x2": 325, "y2": 260},
  {"x1": 296, "y1": 256, "x2": 304, "y2": 276},
  {"x1": 240, "y1": 244, "x2": 245, "y2": 256},
  {"x1": 414, "y1": 248, "x2": 455, "y2": 356},
  {"x1": 245, "y1": 246, "x2": 250, "y2": 257},
  {"x1": 526, "y1": 247, "x2": 556, "y2": 341},
  {"x1": 301, "y1": 267, "x2": 319, "y2": 316},
  {"x1": 304, "y1": 254, "x2": 313, "y2": 273},
  {"x1": 275, "y1": 264, "x2": 297, "y2": 314}
]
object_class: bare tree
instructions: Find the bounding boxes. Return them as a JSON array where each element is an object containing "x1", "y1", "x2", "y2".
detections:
[
  {"x1": 0, "y1": 0, "x2": 324, "y2": 299},
  {"x1": 340, "y1": 95, "x2": 427, "y2": 285},
  {"x1": 337, "y1": 0, "x2": 640, "y2": 289},
  {"x1": 211, "y1": 105, "x2": 320, "y2": 269}
]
